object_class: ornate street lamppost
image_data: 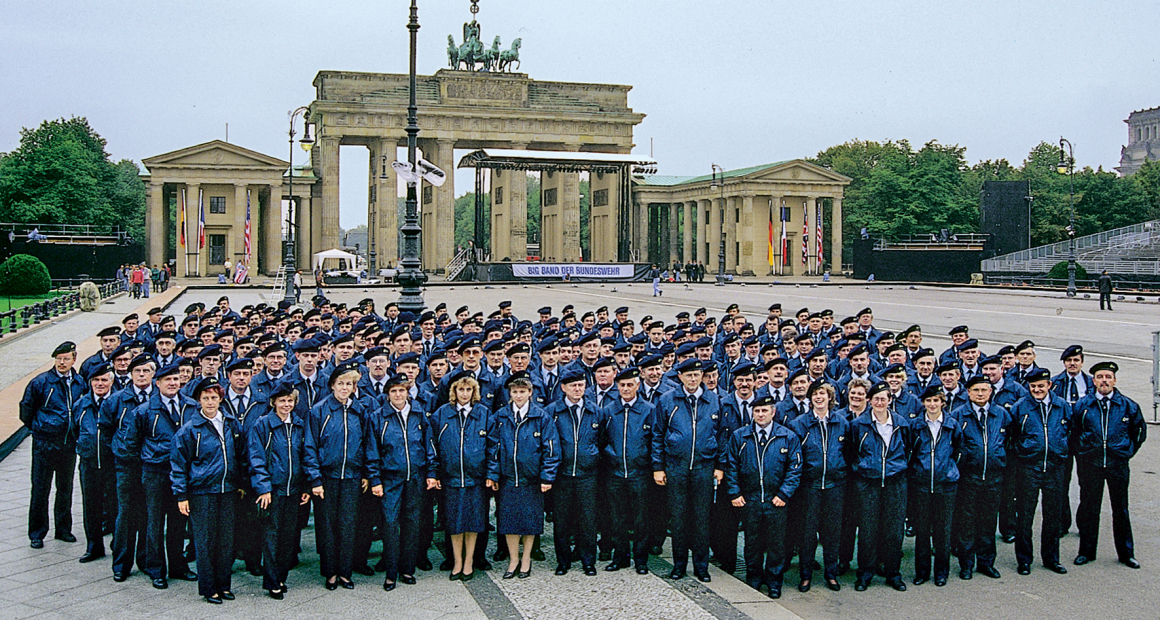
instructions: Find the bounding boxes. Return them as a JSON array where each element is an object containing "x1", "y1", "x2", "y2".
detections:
[
  {"x1": 710, "y1": 164, "x2": 726, "y2": 286},
  {"x1": 395, "y1": 0, "x2": 428, "y2": 313},
  {"x1": 1057, "y1": 137, "x2": 1076, "y2": 298},
  {"x1": 284, "y1": 107, "x2": 313, "y2": 305}
]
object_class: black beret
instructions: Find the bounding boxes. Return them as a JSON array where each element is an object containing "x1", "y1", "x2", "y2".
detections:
[
  {"x1": 614, "y1": 367, "x2": 640, "y2": 383},
  {"x1": 1013, "y1": 340, "x2": 1035, "y2": 354},
  {"x1": 1060, "y1": 345, "x2": 1084, "y2": 360},
  {"x1": 155, "y1": 330, "x2": 178, "y2": 342},
  {"x1": 503, "y1": 370, "x2": 532, "y2": 388},
  {"x1": 268, "y1": 382, "x2": 296, "y2": 401},
  {"x1": 86, "y1": 362, "x2": 115, "y2": 381},
  {"x1": 911, "y1": 347, "x2": 935, "y2": 361},
  {"x1": 867, "y1": 381, "x2": 891, "y2": 398},
  {"x1": 638, "y1": 354, "x2": 663, "y2": 369},
  {"x1": 559, "y1": 368, "x2": 586, "y2": 385},
  {"x1": 52, "y1": 341, "x2": 76, "y2": 357},
  {"x1": 880, "y1": 363, "x2": 907, "y2": 376},
  {"x1": 1090, "y1": 361, "x2": 1118, "y2": 375},
  {"x1": 948, "y1": 325, "x2": 969, "y2": 336},
  {"x1": 156, "y1": 362, "x2": 181, "y2": 379},
  {"x1": 964, "y1": 375, "x2": 992, "y2": 389},
  {"x1": 752, "y1": 395, "x2": 776, "y2": 409},
  {"x1": 225, "y1": 358, "x2": 254, "y2": 374},
  {"x1": 292, "y1": 339, "x2": 320, "y2": 354},
  {"x1": 97, "y1": 326, "x2": 121, "y2": 338},
  {"x1": 919, "y1": 384, "x2": 945, "y2": 401},
  {"x1": 128, "y1": 354, "x2": 155, "y2": 372},
  {"x1": 146, "y1": 307, "x2": 163, "y2": 316},
  {"x1": 395, "y1": 352, "x2": 421, "y2": 367},
  {"x1": 121, "y1": 313, "x2": 139, "y2": 324},
  {"x1": 483, "y1": 339, "x2": 505, "y2": 353},
  {"x1": 806, "y1": 379, "x2": 831, "y2": 400},
  {"x1": 764, "y1": 357, "x2": 788, "y2": 371},
  {"x1": 935, "y1": 361, "x2": 960, "y2": 375},
  {"x1": 384, "y1": 372, "x2": 410, "y2": 390},
  {"x1": 788, "y1": 367, "x2": 810, "y2": 383},
  {"x1": 191, "y1": 377, "x2": 221, "y2": 399},
  {"x1": 458, "y1": 336, "x2": 483, "y2": 352},
  {"x1": 507, "y1": 342, "x2": 531, "y2": 356},
  {"x1": 675, "y1": 359, "x2": 704, "y2": 374},
  {"x1": 198, "y1": 344, "x2": 223, "y2": 359},
  {"x1": 980, "y1": 355, "x2": 1003, "y2": 368},
  {"x1": 1025, "y1": 368, "x2": 1052, "y2": 383},
  {"x1": 856, "y1": 308, "x2": 873, "y2": 317},
  {"x1": 959, "y1": 339, "x2": 979, "y2": 351},
  {"x1": 327, "y1": 361, "x2": 362, "y2": 387},
  {"x1": 592, "y1": 357, "x2": 617, "y2": 371}
]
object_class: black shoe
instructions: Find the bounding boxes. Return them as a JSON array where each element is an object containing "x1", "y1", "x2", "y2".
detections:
[
  {"x1": 1017, "y1": 564, "x2": 1031, "y2": 575},
  {"x1": 1120, "y1": 558, "x2": 1141, "y2": 569},
  {"x1": 220, "y1": 590, "x2": 235, "y2": 600},
  {"x1": 268, "y1": 589, "x2": 284, "y2": 600},
  {"x1": 417, "y1": 558, "x2": 433, "y2": 571},
  {"x1": 172, "y1": 570, "x2": 198, "y2": 581},
  {"x1": 555, "y1": 564, "x2": 570, "y2": 576},
  {"x1": 768, "y1": 583, "x2": 782, "y2": 599},
  {"x1": 668, "y1": 567, "x2": 686, "y2": 580},
  {"x1": 382, "y1": 581, "x2": 396, "y2": 591},
  {"x1": 913, "y1": 576, "x2": 928, "y2": 586},
  {"x1": 493, "y1": 549, "x2": 509, "y2": 562},
  {"x1": 934, "y1": 576, "x2": 947, "y2": 587},
  {"x1": 325, "y1": 580, "x2": 339, "y2": 590},
  {"x1": 1001, "y1": 534, "x2": 1016, "y2": 544},
  {"x1": 113, "y1": 572, "x2": 128, "y2": 582},
  {"x1": 449, "y1": 572, "x2": 461, "y2": 581},
  {"x1": 836, "y1": 561, "x2": 850, "y2": 576},
  {"x1": 354, "y1": 565, "x2": 375, "y2": 577},
  {"x1": 650, "y1": 546, "x2": 663, "y2": 556},
  {"x1": 152, "y1": 578, "x2": 168, "y2": 589},
  {"x1": 959, "y1": 569, "x2": 973, "y2": 580},
  {"x1": 29, "y1": 539, "x2": 43, "y2": 549},
  {"x1": 905, "y1": 525, "x2": 915, "y2": 537},
  {"x1": 502, "y1": 571, "x2": 516, "y2": 580},
  {"x1": 460, "y1": 572, "x2": 474, "y2": 582},
  {"x1": 475, "y1": 560, "x2": 492, "y2": 571},
  {"x1": 886, "y1": 577, "x2": 906, "y2": 591},
  {"x1": 1073, "y1": 555, "x2": 1090, "y2": 566},
  {"x1": 825, "y1": 579, "x2": 841, "y2": 591},
  {"x1": 1045, "y1": 563, "x2": 1068, "y2": 574},
  {"x1": 695, "y1": 570, "x2": 711, "y2": 583},
  {"x1": 636, "y1": 566, "x2": 650, "y2": 575},
  {"x1": 854, "y1": 579, "x2": 869, "y2": 592},
  {"x1": 204, "y1": 595, "x2": 222, "y2": 605},
  {"x1": 518, "y1": 570, "x2": 531, "y2": 579},
  {"x1": 440, "y1": 559, "x2": 454, "y2": 571},
  {"x1": 798, "y1": 579, "x2": 811, "y2": 593},
  {"x1": 400, "y1": 575, "x2": 417, "y2": 585},
  {"x1": 79, "y1": 551, "x2": 105, "y2": 563},
  {"x1": 530, "y1": 549, "x2": 546, "y2": 562},
  {"x1": 339, "y1": 579, "x2": 354, "y2": 590},
  {"x1": 583, "y1": 566, "x2": 597, "y2": 576},
  {"x1": 977, "y1": 565, "x2": 1001, "y2": 579},
  {"x1": 605, "y1": 562, "x2": 622, "y2": 572},
  {"x1": 55, "y1": 533, "x2": 77, "y2": 543}
]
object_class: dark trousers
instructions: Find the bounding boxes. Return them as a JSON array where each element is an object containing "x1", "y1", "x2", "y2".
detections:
[
  {"x1": 315, "y1": 478, "x2": 359, "y2": 579},
  {"x1": 189, "y1": 493, "x2": 235, "y2": 597},
  {"x1": 380, "y1": 477, "x2": 424, "y2": 581},
  {"x1": 742, "y1": 500, "x2": 788, "y2": 588},
  {"x1": 998, "y1": 469, "x2": 1018, "y2": 539},
  {"x1": 353, "y1": 488, "x2": 382, "y2": 570},
  {"x1": 79, "y1": 457, "x2": 113, "y2": 555},
  {"x1": 142, "y1": 467, "x2": 188, "y2": 579},
  {"x1": 855, "y1": 475, "x2": 906, "y2": 581},
  {"x1": 798, "y1": 483, "x2": 845, "y2": 581},
  {"x1": 261, "y1": 493, "x2": 301, "y2": 590},
  {"x1": 1015, "y1": 460, "x2": 1065, "y2": 566},
  {"x1": 912, "y1": 485, "x2": 956, "y2": 580},
  {"x1": 839, "y1": 478, "x2": 860, "y2": 565},
  {"x1": 1076, "y1": 460, "x2": 1134, "y2": 561},
  {"x1": 417, "y1": 488, "x2": 435, "y2": 564},
  {"x1": 28, "y1": 437, "x2": 75, "y2": 541},
  {"x1": 709, "y1": 490, "x2": 741, "y2": 573},
  {"x1": 955, "y1": 472, "x2": 1003, "y2": 570},
  {"x1": 112, "y1": 463, "x2": 146, "y2": 576},
  {"x1": 1099, "y1": 292, "x2": 1112, "y2": 310},
  {"x1": 1061, "y1": 454, "x2": 1075, "y2": 534},
  {"x1": 646, "y1": 480, "x2": 670, "y2": 552},
  {"x1": 667, "y1": 464, "x2": 713, "y2": 573},
  {"x1": 554, "y1": 475, "x2": 597, "y2": 568},
  {"x1": 235, "y1": 493, "x2": 262, "y2": 572},
  {"x1": 607, "y1": 476, "x2": 649, "y2": 568}
]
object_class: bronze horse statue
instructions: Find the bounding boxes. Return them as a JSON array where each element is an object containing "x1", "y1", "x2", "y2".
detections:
[{"x1": 498, "y1": 38, "x2": 521, "y2": 72}]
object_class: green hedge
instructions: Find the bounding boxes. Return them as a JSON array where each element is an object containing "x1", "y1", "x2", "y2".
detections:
[
  {"x1": 1046, "y1": 260, "x2": 1088, "y2": 282},
  {"x1": 0, "y1": 254, "x2": 51, "y2": 296}
]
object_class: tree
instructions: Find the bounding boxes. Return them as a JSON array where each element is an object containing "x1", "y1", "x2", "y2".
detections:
[
  {"x1": 0, "y1": 254, "x2": 51, "y2": 296},
  {"x1": 1132, "y1": 159, "x2": 1160, "y2": 221},
  {"x1": 0, "y1": 117, "x2": 145, "y2": 240}
]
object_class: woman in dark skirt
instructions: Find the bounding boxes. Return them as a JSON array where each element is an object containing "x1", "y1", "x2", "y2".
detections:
[
  {"x1": 428, "y1": 371, "x2": 497, "y2": 581},
  {"x1": 365, "y1": 372, "x2": 430, "y2": 591},
  {"x1": 492, "y1": 371, "x2": 560, "y2": 579},
  {"x1": 170, "y1": 378, "x2": 246, "y2": 604},
  {"x1": 304, "y1": 360, "x2": 370, "y2": 591},
  {"x1": 247, "y1": 382, "x2": 317, "y2": 600},
  {"x1": 836, "y1": 378, "x2": 871, "y2": 574}
]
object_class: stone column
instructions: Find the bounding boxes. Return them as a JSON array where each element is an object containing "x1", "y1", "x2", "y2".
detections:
[
  {"x1": 299, "y1": 195, "x2": 315, "y2": 271},
  {"x1": 233, "y1": 184, "x2": 248, "y2": 271},
  {"x1": 147, "y1": 182, "x2": 164, "y2": 268},
  {"x1": 632, "y1": 201, "x2": 646, "y2": 262},
  {"x1": 266, "y1": 183, "x2": 283, "y2": 274},
  {"x1": 508, "y1": 146, "x2": 529, "y2": 261},
  {"x1": 805, "y1": 195, "x2": 817, "y2": 275},
  {"x1": 770, "y1": 195, "x2": 783, "y2": 274},
  {"x1": 560, "y1": 145, "x2": 581, "y2": 262},
  {"x1": 418, "y1": 139, "x2": 456, "y2": 271},
  {"x1": 697, "y1": 199, "x2": 709, "y2": 265},
  {"x1": 376, "y1": 138, "x2": 399, "y2": 268},
  {"x1": 317, "y1": 137, "x2": 341, "y2": 253},
  {"x1": 677, "y1": 202, "x2": 686, "y2": 264},
  {"x1": 831, "y1": 196, "x2": 843, "y2": 273},
  {"x1": 723, "y1": 196, "x2": 737, "y2": 272},
  {"x1": 667, "y1": 203, "x2": 680, "y2": 265},
  {"x1": 739, "y1": 194, "x2": 755, "y2": 276},
  {"x1": 709, "y1": 198, "x2": 722, "y2": 276}
]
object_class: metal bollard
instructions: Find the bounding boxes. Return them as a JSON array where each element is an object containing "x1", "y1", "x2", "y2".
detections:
[
  {"x1": 7, "y1": 312, "x2": 14, "y2": 333},
  {"x1": 22, "y1": 308, "x2": 30, "y2": 329}
]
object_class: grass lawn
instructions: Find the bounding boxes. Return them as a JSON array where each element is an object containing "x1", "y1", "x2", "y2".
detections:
[{"x1": 0, "y1": 292, "x2": 68, "y2": 329}]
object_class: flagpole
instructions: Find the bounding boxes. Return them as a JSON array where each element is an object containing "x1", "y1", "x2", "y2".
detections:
[
  {"x1": 197, "y1": 188, "x2": 204, "y2": 277},
  {"x1": 181, "y1": 188, "x2": 189, "y2": 278}
]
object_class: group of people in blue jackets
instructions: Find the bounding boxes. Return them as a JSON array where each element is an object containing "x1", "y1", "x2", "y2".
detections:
[{"x1": 19, "y1": 296, "x2": 1147, "y2": 603}]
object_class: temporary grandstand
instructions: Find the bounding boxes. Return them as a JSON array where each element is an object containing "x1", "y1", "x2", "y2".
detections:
[{"x1": 981, "y1": 220, "x2": 1160, "y2": 276}]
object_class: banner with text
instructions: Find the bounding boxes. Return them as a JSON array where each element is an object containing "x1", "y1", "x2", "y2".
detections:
[{"x1": 512, "y1": 263, "x2": 639, "y2": 280}]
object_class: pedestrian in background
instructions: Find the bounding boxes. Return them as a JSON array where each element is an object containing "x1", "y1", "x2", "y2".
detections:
[{"x1": 1097, "y1": 270, "x2": 1113, "y2": 311}]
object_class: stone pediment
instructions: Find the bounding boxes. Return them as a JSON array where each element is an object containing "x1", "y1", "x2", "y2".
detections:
[
  {"x1": 748, "y1": 160, "x2": 851, "y2": 185},
  {"x1": 143, "y1": 140, "x2": 287, "y2": 172}
]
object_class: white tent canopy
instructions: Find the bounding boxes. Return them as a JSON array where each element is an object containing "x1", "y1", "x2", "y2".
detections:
[{"x1": 312, "y1": 248, "x2": 358, "y2": 271}]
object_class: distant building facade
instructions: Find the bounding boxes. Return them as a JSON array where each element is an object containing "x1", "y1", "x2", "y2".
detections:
[{"x1": 1117, "y1": 106, "x2": 1160, "y2": 176}]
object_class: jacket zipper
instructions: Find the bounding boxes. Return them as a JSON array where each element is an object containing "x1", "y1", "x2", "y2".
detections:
[
  {"x1": 286, "y1": 424, "x2": 294, "y2": 496},
  {"x1": 512, "y1": 414, "x2": 522, "y2": 487},
  {"x1": 622, "y1": 408, "x2": 630, "y2": 478},
  {"x1": 340, "y1": 404, "x2": 349, "y2": 479},
  {"x1": 756, "y1": 435, "x2": 767, "y2": 503},
  {"x1": 689, "y1": 397, "x2": 697, "y2": 471},
  {"x1": 981, "y1": 410, "x2": 989, "y2": 481},
  {"x1": 571, "y1": 404, "x2": 583, "y2": 477}
]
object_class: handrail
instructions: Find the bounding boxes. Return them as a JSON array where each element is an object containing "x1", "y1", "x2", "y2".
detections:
[
  {"x1": 0, "y1": 280, "x2": 124, "y2": 339},
  {"x1": 444, "y1": 247, "x2": 471, "y2": 281},
  {"x1": 986, "y1": 220, "x2": 1160, "y2": 265}
]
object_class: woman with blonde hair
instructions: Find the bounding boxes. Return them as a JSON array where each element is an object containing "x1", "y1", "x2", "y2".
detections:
[{"x1": 428, "y1": 370, "x2": 497, "y2": 581}]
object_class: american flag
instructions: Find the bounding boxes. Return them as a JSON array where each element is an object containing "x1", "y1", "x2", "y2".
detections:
[
  {"x1": 780, "y1": 200, "x2": 788, "y2": 267},
  {"x1": 179, "y1": 188, "x2": 186, "y2": 248},
  {"x1": 234, "y1": 190, "x2": 251, "y2": 284},
  {"x1": 801, "y1": 201, "x2": 808, "y2": 266},
  {"x1": 816, "y1": 200, "x2": 824, "y2": 269},
  {"x1": 767, "y1": 200, "x2": 774, "y2": 266},
  {"x1": 197, "y1": 189, "x2": 205, "y2": 250}
]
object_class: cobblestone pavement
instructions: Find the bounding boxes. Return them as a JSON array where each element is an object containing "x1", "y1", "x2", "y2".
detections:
[{"x1": 3, "y1": 282, "x2": 1159, "y2": 620}]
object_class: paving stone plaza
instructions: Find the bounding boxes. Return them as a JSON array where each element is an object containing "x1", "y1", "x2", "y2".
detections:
[{"x1": 1, "y1": 281, "x2": 1158, "y2": 619}]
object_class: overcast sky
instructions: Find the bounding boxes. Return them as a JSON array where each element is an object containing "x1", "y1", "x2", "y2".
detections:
[{"x1": 2, "y1": 1, "x2": 1154, "y2": 229}]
